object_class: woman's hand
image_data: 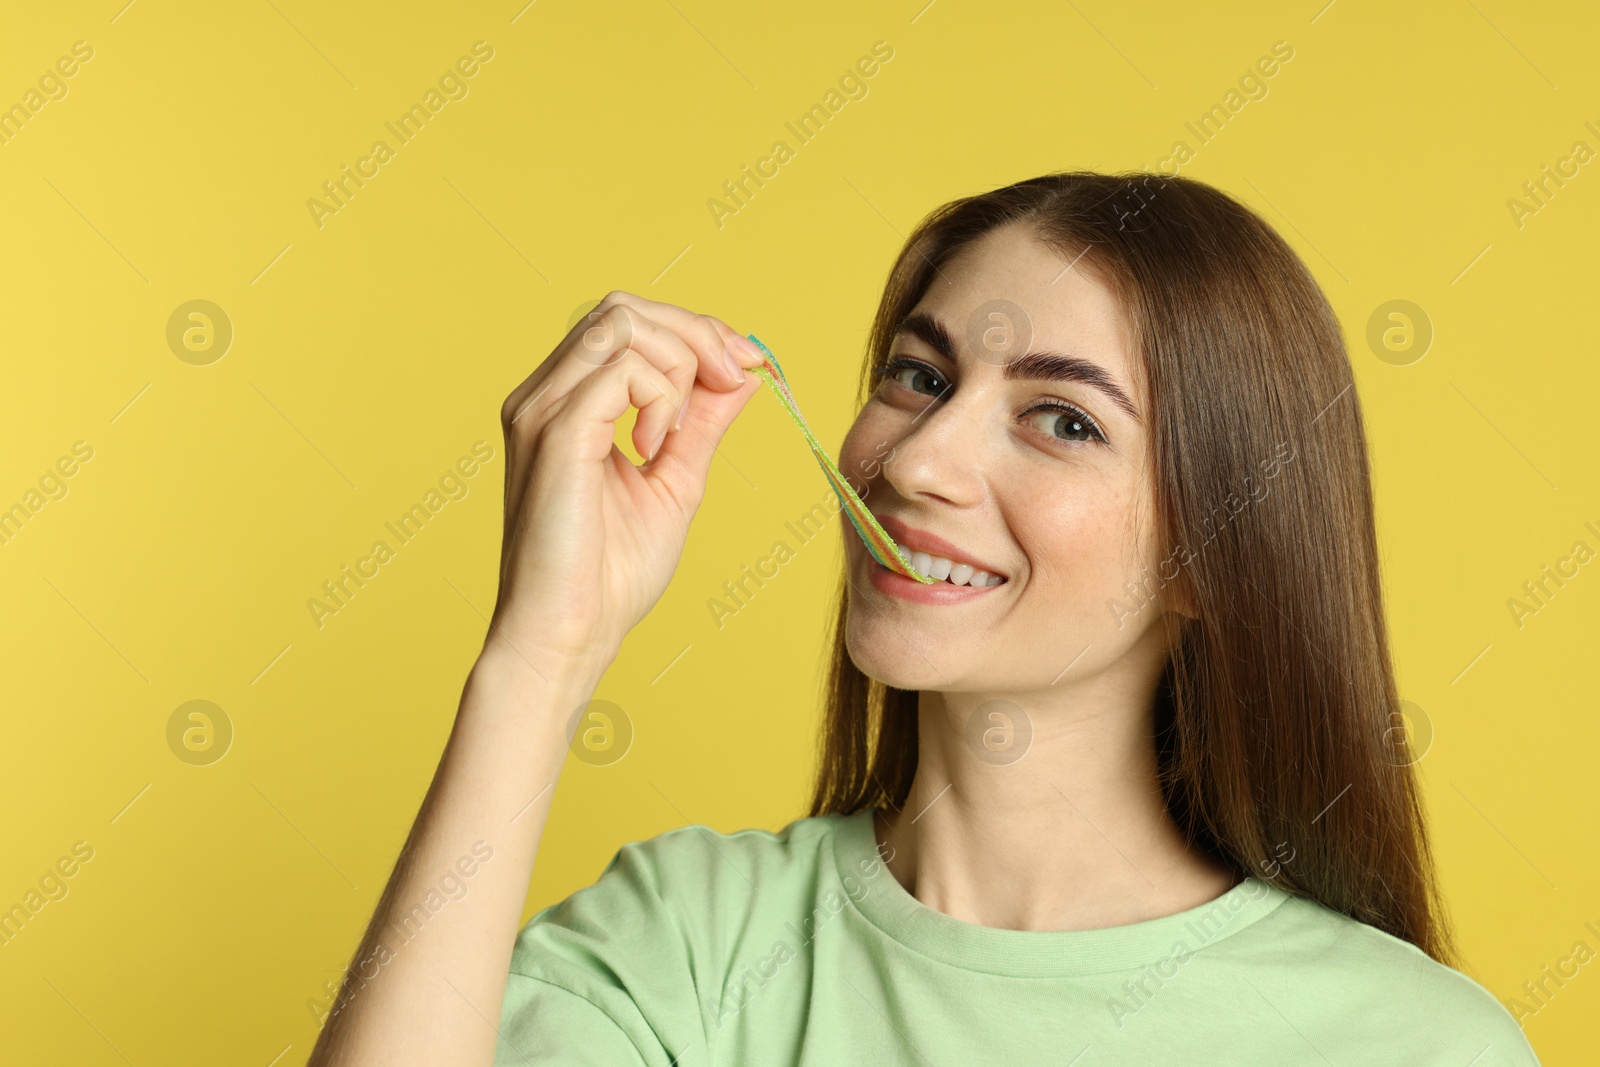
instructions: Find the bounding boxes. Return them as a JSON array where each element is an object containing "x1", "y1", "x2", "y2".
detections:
[
  {"x1": 485, "y1": 290, "x2": 767, "y2": 674},
  {"x1": 304, "y1": 291, "x2": 770, "y2": 1067}
]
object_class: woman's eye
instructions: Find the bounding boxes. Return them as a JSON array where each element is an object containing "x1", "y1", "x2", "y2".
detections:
[
  {"x1": 884, "y1": 359, "x2": 947, "y2": 398},
  {"x1": 879, "y1": 357, "x2": 1105, "y2": 446},
  {"x1": 1025, "y1": 403, "x2": 1103, "y2": 445}
]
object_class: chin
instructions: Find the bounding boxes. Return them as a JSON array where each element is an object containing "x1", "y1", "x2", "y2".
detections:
[{"x1": 843, "y1": 614, "x2": 958, "y2": 691}]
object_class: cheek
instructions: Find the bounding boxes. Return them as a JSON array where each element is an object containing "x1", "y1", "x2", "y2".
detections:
[
  {"x1": 838, "y1": 408, "x2": 894, "y2": 487},
  {"x1": 1017, "y1": 513, "x2": 1118, "y2": 595},
  {"x1": 1013, "y1": 473, "x2": 1150, "y2": 597}
]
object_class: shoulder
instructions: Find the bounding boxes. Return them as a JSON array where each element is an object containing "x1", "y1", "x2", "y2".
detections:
[
  {"x1": 510, "y1": 811, "x2": 847, "y2": 971},
  {"x1": 603, "y1": 810, "x2": 843, "y2": 889},
  {"x1": 498, "y1": 812, "x2": 863, "y2": 1064},
  {"x1": 1252, "y1": 893, "x2": 1540, "y2": 1065},
  {"x1": 575, "y1": 810, "x2": 847, "y2": 922}
]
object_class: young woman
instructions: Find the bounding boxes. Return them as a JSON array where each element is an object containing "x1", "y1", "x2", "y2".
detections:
[{"x1": 308, "y1": 172, "x2": 1540, "y2": 1066}]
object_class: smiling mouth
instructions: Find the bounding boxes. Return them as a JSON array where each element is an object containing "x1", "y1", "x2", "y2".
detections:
[{"x1": 880, "y1": 551, "x2": 1007, "y2": 588}]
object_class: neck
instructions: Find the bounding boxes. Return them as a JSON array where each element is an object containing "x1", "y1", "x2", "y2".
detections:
[{"x1": 875, "y1": 669, "x2": 1239, "y2": 932}]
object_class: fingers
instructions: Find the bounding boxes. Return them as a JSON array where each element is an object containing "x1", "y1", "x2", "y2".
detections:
[
  {"x1": 502, "y1": 304, "x2": 690, "y2": 470},
  {"x1": 643, "y1": 361, "x2": 766, "y2": 512},
  {"x1": 500, "y1": 291, "x2": 763, "y2": 442},
  {"x1": 495, "y1": 290, "x2": 769, "y2": 542},
  {"x1": 543, "y1": 348, "x2": 683, "y2": 466},
  {"x1": 544, "y1": 357, "x2": 675, "y2": 534},
  {"x1": 580, "y1": 296, "x2": 774, "y2": 512},
  {"x1": 597, "y1": 290, "x2": 767, "y2": 383},
  {"x1": 590, "y1": 294, "x2": 770, "y2": 454},
  {"x1": 498, "y1": 305, "x2": 672, "y2": 430}
]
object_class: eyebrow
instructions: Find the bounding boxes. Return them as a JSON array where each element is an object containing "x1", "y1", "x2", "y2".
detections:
[{"x1": 892, "y1": 310, "x2": 1142, "y2": 425}]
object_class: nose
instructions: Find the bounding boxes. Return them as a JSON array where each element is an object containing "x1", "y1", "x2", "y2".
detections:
[{"x1": 878, "y1": 389, "x2": 992, "y2": 508}]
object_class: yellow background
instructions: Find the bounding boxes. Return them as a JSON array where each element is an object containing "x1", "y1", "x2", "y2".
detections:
[{"x1": 1, "y1": 0, "x2": 1594, "y2": 1062}]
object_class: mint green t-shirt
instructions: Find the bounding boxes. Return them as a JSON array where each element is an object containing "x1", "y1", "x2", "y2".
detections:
[{"x1": 495, "y1": 809, "x2": 1539, "y2": 1065}]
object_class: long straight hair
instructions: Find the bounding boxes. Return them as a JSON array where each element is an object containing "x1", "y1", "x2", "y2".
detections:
[{"x1": 806, "y1": 170, "x2": 1456, "y2": 967}]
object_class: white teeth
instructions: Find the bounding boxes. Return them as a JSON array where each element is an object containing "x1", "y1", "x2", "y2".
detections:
[{"x1": 906, "y1": 551, "x2": 1004, "y2": 586}]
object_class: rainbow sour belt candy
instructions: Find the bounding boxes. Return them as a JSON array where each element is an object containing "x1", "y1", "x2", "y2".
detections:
[{"x1": 744, "y1": 333, "x2": 935, "y2": 584}]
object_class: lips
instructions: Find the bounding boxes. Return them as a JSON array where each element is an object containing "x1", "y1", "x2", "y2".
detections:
[{"x1": 874, "y1": 514, "x2": 1008, "y2": 582}]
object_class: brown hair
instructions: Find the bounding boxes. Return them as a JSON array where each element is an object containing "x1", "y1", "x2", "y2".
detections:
[{"x1": 806, "y1": 170, "x2": 1456, "y2": 966}]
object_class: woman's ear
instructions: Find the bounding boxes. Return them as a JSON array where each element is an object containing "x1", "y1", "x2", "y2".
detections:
[{"x1": 1163, "y1": 569, "x2": 1200, "y2": 621}]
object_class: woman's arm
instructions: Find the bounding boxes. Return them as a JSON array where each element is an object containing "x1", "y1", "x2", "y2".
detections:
[
  {"x1": 306, "y1": 292, "x2": 768, "y2": 1066},
  {"x1": 305, "y1": 636, "x2": 605, "y2": 1066}
]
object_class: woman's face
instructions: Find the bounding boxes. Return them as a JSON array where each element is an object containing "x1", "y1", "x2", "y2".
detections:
[{"x1": 838, "y1": 222, "x2": 1182, "y2": 692}]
